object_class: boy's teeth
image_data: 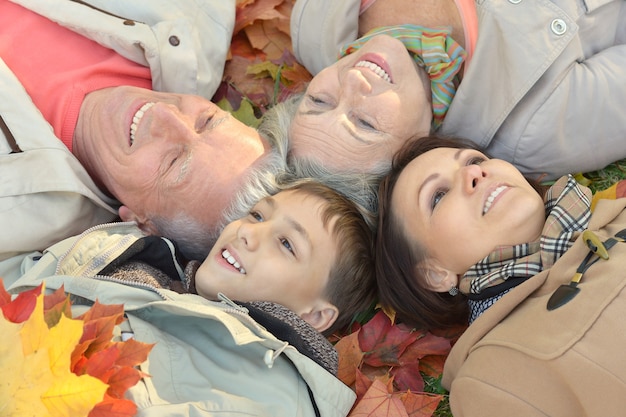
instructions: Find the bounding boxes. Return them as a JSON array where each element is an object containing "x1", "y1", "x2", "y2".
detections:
[{"x1": 222, "y1": 249, "x2": 246, "y2": 274}]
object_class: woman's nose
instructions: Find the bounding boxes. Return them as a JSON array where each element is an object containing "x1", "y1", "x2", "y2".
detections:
[
  {"x1": 460, "y1": 164, "x2": 486, "y2": 194},
  {"x1": 343, "y1": 68, "x2": 373, "y2": 96}
]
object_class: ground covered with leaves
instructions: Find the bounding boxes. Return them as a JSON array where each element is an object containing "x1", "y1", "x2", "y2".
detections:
[{"x1": 220, "y1": 1, "x2": 626, "y2": 416}]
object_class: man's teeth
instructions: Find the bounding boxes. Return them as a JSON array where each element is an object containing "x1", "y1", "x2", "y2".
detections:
[
  {"x1": 222, "y1": 249, "x2": 246, "y2": 274},
  {"x1": 483, "y1": 186, "x2": 507, "y2": 215},
  {"x1": 129, "y1": 102, "x2": 155, "y2": 145},
  {"x1": 355, "y1": 61, "x2": 391, "y2": 83}
]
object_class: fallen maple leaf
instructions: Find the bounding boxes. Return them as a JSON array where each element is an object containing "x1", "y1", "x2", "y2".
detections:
[
  {"x1": 359, "y1": 311, "x2": 420, "y2": 367},
  {"x1": 1, "y1": 283, "x2": 153, "y2": 417},
  {"x1": 349, "y1": 379, "x2": 409, "y2": 417},
  {"x1": 399, "y1": 391, "x2": 443, "y2": 417},
  {"x1": 335, "y1": 330, "x2": 365, "y2": 387}
]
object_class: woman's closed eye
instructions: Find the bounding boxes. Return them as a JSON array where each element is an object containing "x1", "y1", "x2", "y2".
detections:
[{"x1": 356, "y1": 117, "x2": 376, "y2": 130}]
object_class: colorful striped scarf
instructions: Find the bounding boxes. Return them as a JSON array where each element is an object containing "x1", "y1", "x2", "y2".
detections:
[{"x1": 339, "y1": 25, "x2": 466, "y2": 129}]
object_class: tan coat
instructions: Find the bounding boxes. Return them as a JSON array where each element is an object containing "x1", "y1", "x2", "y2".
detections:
[{"x1": 443, "y1": 198, "x2": 626, "y2": 416}]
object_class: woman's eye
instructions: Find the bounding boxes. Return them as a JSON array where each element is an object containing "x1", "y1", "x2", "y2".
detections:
[
  {"x1": 249, "y1": 211, "x2": 263, "y2": 222},
  {"x1": 280, "y1": 238, "x2": 295, "y2": 255},
  {"x1": 467, "y1": 156, "x2": 486, "y2": 165},
  {"x1": 431, "y1": 189, "x2": 447, "y2": 210},
  {"x1": 357, "y1": 118, "x2": 376, "y2": 130}
]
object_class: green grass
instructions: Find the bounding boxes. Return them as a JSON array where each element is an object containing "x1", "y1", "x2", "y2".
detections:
[{"x1": 580, "y1": 158, "x2": 626, "y2": 193}]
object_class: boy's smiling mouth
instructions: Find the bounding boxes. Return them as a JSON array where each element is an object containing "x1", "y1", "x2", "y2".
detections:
[{"x1": 222, "y1": 249, "x2": 246, "y2": 274}]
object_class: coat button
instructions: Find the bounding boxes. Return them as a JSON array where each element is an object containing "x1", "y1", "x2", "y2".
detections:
[
  {"x1": 123, "y1": 20, "x2": 135, "y2": 26},
  {"x1": 508, "y1": 0, "x2": 522, "y2": 4},
  {"x1": 169, "y1": 35, "x2": 180, "y2": 46},
  {"x1": 551, "y1": 19, "x2": 567, "y2": 35}
]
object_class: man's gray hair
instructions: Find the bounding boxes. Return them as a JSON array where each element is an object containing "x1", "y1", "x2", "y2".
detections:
[{"x1": 152, "y1": 123, "x2": 289, "y2": 260}]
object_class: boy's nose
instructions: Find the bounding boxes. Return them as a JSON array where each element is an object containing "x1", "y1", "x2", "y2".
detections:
[{"x1": 237, "y1": 222, "x2": 261, "y2": 251}]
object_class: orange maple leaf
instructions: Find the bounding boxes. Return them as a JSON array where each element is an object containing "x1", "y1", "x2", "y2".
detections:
[
  {"x1": 235, "y1": 0, "x2": 286, "y2": 34},
  {"x1": 1, "y1": 281, "x2": 40, "y2": 323},
  {"x1": 400, "y1": 391, "x2": 443, "y2": 417},
  {"x1": 349, "y1": 379, "x2": 409, "y2": 417},
  {"x1": 335, "y1": 330, "x2": 365, "y2": 387}
]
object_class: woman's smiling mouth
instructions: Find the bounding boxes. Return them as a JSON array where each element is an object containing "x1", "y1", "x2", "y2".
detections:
[{"x1": 483, "y1": 185, "x2": 508, "y2": 215}]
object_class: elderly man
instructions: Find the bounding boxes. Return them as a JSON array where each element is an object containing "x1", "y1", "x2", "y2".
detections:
[{"x1": 0, "y1": 0, "x2": 284, "y2": 279}]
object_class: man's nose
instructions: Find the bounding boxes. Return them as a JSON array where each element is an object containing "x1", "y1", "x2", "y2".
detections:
[{"x1": 149, "y1": 102, "x2": 194, "y2": 143}]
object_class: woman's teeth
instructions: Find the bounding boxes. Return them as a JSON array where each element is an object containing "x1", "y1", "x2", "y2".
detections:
[
  {"x1": 130, "y1": 102, "x2": 155, "y2": 145},
  {"x1": 483, "y1": 186, "x2": 507, "y2": 215},
  {"x1": 222, "y1": 249, "x2": 246, "y2": 274},
  {"x1": 355, "y1": 60, "x2": 391, "y2": 83}
]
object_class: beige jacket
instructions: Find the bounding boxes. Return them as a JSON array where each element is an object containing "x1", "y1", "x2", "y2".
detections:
[{"x1": 443, "y1": 197, "x2": 626, "y2": 416}]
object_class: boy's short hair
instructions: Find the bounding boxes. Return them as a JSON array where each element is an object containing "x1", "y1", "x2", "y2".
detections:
[{"x1": 283, "y1": 180, "x2": 376, "y2": 336}]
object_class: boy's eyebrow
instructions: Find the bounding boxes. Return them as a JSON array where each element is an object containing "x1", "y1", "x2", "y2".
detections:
[{"x1": 265, "y1": 195, "x2": 312, "y2": 249}]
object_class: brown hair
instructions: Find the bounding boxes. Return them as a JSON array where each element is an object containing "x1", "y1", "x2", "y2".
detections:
[
  {"x1": 376, "y1": 135, "x2": 546, "y2": 330},
  {"x1": 285, "y1": 180, "x2": 376, "y2": 336}
]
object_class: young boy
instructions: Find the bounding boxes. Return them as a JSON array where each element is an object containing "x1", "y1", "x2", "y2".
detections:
[{"x1": 55, "y1": 180, "x2": 376, "y2": 336}]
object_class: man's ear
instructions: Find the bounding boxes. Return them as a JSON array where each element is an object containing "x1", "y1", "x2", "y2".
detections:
[
  {"x1": 118, "y1": 205, "x2": 160, "y2": 235},
  {"x1": 416, "y1": 259, "x2": 458, "y2": 293},
  {"x1": 299, "y1": 300, "x2": 339, "y2": 333}
]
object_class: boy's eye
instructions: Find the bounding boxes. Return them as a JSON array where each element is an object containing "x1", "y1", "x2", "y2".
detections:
[
  {"x1": 431, "y1": 189, "x2": 447, "y2": 210},
  {"x1": 280, "y1": 238, "x2": 295, "y2": 255},
  {"x1": 249, "y1": 210, "x2": 263, "y2": 222}
]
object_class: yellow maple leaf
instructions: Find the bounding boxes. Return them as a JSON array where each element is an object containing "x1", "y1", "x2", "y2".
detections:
[
  {"x1": 43, "y1": 373, "x2": 108, "y2": 417},
  {"x1": 1, "y1": 291, "x2": 108, "y2": 417},
  {"x1": 1, "y1": 314, "x2": 54, "y2": 417},
  {"x1": 48, "y1": 314, "x2": 85, "y2": 377}
]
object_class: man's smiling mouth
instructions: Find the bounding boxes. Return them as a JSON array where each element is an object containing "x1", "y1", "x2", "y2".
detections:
[
  {"x1": 222, "y1": 249, "x2": 246, "y2": 274},
  {"x1": 130, "y1": 102, "x2": 155, "y2": 145}
]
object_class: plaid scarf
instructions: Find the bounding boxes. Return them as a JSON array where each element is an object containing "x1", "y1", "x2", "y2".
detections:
[
  {"x1": 460, "y1": 175, "x2": 592, "y2": 296},
  {"x1": 339, "y1": 25, "x2": 466, "y2": 129}
]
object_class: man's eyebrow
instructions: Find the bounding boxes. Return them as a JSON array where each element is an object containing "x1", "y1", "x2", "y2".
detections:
[{"x1": 173, "y1": 148, "x2": 193, "y2": 185}]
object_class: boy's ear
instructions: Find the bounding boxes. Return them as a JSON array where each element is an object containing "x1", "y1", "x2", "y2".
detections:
[
  {"x1": 300, "y1": 300, "x2": 339, "y2": 333},
  {"x1": 416, "y1": 259, "x2": 458, "y2": 293},
  {"x1": 118, "y1": 205, "x2": 159, "y2": 235}
]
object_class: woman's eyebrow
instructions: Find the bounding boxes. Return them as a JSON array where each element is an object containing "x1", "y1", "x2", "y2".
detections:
[{"x1": 418, "y1": 173, "x2": 439, "y2": 200}]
